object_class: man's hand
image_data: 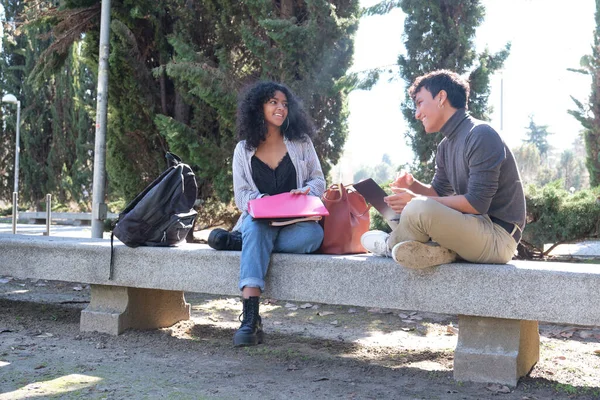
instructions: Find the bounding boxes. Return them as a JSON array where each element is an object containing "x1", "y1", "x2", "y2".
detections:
[
  {"x1": 290, "y1": 187, "x2": 310, "y2": 195},
  {"x1": 384, "y1": 187, "x2": 419, "y2": 213},
  {"x1": 391, "y1": 170, "x2": 414, "y2": 190}
]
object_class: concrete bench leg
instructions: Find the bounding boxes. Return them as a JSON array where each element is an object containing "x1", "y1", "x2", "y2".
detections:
[
  {"x1": 80, "y1": 285, "x2": 191, "y2": 335},
  {"x1": 453, "y1": 315, "x2": 539, "y2": 386}
]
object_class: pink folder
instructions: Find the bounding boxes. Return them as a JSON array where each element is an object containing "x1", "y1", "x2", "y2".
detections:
[{"x1": 248, "y1": 192, "x2": 329, "y2": 219}]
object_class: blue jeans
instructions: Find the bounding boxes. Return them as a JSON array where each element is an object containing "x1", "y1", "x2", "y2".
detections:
[{"x1": 239, "y1": 217, "x2": 324, "y2": 291}]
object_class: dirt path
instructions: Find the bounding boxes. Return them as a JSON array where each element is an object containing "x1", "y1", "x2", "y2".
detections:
[{"x1": 0, "y1": 277, "x2": 599, "y2": 399}]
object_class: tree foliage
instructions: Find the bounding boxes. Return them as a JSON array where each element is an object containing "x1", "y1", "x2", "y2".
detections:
[
  {"x1": 0, "y1": 0, "x2": 95, "y2": 208},
  {"x1": 366, "y1": 0, "x2": 509, "y2": 181},
  {"x1": 512, "y1": 143, "x2": 541, "y2": 187},
  {"x1": 523, "y1": 182, "x2": 600, "y2": 257},
  {"x1": 160, "y1": 0, "x2": 360, "y2": 203},
  {"x1": 513, "y1": 136, "x2": 589, "y2": 191},
  {"x1": 568, "y1": 0, "x2": 600, "y2": 187},
  {"x1": 0, "y1": 0, "x2": 27, "y2": 202},
  {"x1": 24, "y1": 0, "x2": 360, "y2": 206},
  {"x1": 522, "y1": 115, "x2": 552, "y2": 162}
]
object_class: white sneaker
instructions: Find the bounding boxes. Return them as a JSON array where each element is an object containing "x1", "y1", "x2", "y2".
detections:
[
  {"x1": 392, "y1": 241, "x2": 457, "y2": 269},
  {"x1": 360, "y1": 230, "x2": 391, "y2": 257}
]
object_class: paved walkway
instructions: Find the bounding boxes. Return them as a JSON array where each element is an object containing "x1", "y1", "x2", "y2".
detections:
[
  {"x1": 0, "y1": 223, "x2": 112, "y2": 239},
  {"x1": 546, "y1": 241, "x2": 600, "y2": 258},
  {"x1": 1, "y1": 223, "x2": 599, "y2": 258}
]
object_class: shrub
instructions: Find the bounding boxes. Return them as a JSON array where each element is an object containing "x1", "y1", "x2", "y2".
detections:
[
  {"x1": 370, "y1": 208, "x2": 392, "y2": 233},
  {"x1": 0, "y1": 205, "x2": 13, "y2": 217},
  {"x1": 366, "y1": 180, "x2": 394, "y2": 233},
  {"x1": 522, "y1": 181, "x2": 600, "y2": 257},
  {"x1": 194, "y1": 197, "x2": 240, "y2": 231}
]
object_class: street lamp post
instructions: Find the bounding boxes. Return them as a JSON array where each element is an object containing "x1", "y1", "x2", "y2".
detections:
[
  {"x1": 2, "y1": 93, "x2": 21, "y2": 234},
  {"x1": 500, "y1": 74, "x2": 504, "y2": 131}
]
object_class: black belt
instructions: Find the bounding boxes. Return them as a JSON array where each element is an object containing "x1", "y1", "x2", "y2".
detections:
[{"x1": 490, "y1": 216, "x2": 521, "y2": 243}]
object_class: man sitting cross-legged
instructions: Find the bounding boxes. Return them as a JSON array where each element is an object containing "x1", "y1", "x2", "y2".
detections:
[{"x1": 361, "y1": 69, "x2": 525, "y2": 269}]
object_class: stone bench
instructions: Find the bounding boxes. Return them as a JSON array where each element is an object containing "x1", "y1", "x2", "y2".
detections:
[
  {"x1": 1, "y1": 234, "x2": 599, "y2": 387},
  {"x1": 18, "y1": 212, "x2": 118, "y2": 226}
]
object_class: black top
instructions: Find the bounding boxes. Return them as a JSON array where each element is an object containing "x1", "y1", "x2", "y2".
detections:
[{"x1": 251, "y1": 153, "x2": 297, "y2": 195}]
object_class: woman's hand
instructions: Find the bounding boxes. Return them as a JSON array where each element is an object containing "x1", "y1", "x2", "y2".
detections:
[
  {"x1": 384, "y1": 187, "x2": 419, "y2": 213},
  {"x1": 290, "y1": 187, "x2": 310, "y2": 195}
]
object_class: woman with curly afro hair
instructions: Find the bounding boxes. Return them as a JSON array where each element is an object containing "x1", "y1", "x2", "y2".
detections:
[{"x1": 209, "y1": 81, "x2": 326, "y2": 347}]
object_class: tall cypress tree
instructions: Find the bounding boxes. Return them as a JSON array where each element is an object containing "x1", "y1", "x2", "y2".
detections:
[
  {"x1": 1, "y1": 0, "x2": 96, "y2": 207},
  {"x1": 161, "y1": 0, "x2": 360, "y2": 202},
  {"x1": 0, "y1": 0, "x2": 26, "y2": 202},
  {"x1": 34, "y1": 0, "x2": 360, "y2": 206},
  {"x1": 522, "y1": 116, "x2": 553, "y2": 163},
  {"x1": 0, "y1": 0, "x2": 55, "y2": 207},
  {"x1": 28, "y1": 0, "x2": 175, "y2": 201},
  {"x1": 367, "y1": 0, "x2": 509, "y2": 181},
  {"x1": 47, "y1": 45, "x2": 96, "y2": 204},
  {"x1": 568, "y1": 0, "x2": 600, "y2": 187}
]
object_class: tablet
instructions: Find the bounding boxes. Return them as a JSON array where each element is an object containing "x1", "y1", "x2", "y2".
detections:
[{"x1": 353, "y1": 178, "x2": 400, "y2": 230}]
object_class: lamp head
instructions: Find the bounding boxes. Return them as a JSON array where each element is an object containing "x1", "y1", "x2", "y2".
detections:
[{"x1": 2, "y1": 94, "x2": 18, "y2": 104}]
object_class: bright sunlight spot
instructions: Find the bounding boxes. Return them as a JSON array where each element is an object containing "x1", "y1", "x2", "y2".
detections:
[
  {"x1": 0, "y1": 374, "x2": 102, "y2": 400},
  {"x1": 6, "y1": 290, "x2": 28, "y2": 295}
]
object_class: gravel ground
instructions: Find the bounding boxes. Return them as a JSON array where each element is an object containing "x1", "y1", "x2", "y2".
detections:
[{"x1": 1, "y1": 276, "x2": 600, "y2": 399}]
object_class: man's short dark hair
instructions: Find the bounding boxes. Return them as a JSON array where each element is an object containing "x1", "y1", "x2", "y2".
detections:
[{"x1": 408, "y1": 70, "x2": 470, "y2": 109}]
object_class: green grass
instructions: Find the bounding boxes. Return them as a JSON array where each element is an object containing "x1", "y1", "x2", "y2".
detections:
[{"x1": 554, "y1": 383, "x2": 577, "y2": 395}]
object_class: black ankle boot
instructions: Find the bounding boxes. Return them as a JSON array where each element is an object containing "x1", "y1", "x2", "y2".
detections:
[
  {"x1": 208, "y1": 229, "x2": 242, "y2": 251},
  {"x1": 233, "y1": 296, "x2": 263, "y2": 347}
]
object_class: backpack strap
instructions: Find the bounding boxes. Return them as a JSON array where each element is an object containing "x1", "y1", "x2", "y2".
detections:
[
  {"x1": 109, "y1": 231, "x2": 115, "y2": 280},
  {"x1": 165, "y1": 152, "x2": 182, "y2": 167}
]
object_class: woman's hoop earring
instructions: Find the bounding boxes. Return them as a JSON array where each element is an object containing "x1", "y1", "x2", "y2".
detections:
[{"x1": 284, "y1": 118, "x2": 290, "y2": 132}]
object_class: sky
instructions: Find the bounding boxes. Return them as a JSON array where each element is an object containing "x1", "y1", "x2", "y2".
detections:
[{"x1": 342, "y1": 0, "x2": 597, "y2": 173}]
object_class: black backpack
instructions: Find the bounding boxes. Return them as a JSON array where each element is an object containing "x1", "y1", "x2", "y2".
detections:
[{"x1": 110, "y1": 153, "x2": 198, "y2": 278}]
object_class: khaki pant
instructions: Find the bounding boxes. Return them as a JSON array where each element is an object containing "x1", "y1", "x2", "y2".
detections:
[{"x1": 388, "y1": 197, "x2": 517, "y2": 264}]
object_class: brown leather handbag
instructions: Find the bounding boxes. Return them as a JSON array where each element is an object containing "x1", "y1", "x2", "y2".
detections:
[{"x1": 319, "y1": 183, "x2": 370, "y2": 254}]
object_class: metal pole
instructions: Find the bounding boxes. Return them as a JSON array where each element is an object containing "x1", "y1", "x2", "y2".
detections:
[
  {"x1": 12, "y1": 192, "x2": 17, "y2": 234},
  {"x1": 11, "y1": 102, "x2": 21, "y2": 235},
  {"x1": 14, "y1": 101, "x2": 20, "y2": 194},
  {"x1": 500, "y1": 77, "x2": 504, "y2": 131},
  {"x1": 91, "y1": 0, "x2": 111, "y2": 239},
  {"x1": 44, "y1": 194, "x2": 51, "y2": 236}
]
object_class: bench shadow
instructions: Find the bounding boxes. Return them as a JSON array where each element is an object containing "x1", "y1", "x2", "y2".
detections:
[
  {"x1": 0, "y1": 298, "x2": 82, "y2": 325},
  {"x1": 187, "y1": 322, "x2": 457, "y2": 380},
  {"x1": 539, "y1": 322, "x2": 600, "y2": 344},
  {"x1": 186, "y1": 324, "x2": 600, "y2": 397}
]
